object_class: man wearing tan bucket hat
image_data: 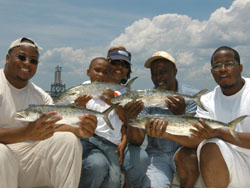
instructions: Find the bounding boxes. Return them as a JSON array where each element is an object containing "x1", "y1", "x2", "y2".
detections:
[{"x1": 127, "y1": 51, "x2": 201, "y2": 188}]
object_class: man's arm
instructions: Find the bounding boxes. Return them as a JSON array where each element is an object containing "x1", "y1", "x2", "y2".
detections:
[
  {"x1": 124, "y1": 100, "x2": 145, "y2": 146},
  {"x1": 116, "y1": 124, "x2": 127, "y2": 165},
  {"x1": 127, "y1": 126, "x2": 146, "y2": 146}
]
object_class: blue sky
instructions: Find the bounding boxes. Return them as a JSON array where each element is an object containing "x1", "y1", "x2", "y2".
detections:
[{"x1": 1, "y1": 0, "x2": 250, "y2": 93}]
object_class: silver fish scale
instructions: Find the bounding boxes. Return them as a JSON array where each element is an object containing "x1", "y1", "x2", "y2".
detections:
[
  {"x1": 54, "y1": 82, "x2": 129, "y2": 104},
  {"x1": 129, "y1": 115, "x2": 233, "y2": 136},
  {"x1": 111, "y1": 90, "x2": 170, "y2": 108},
  {"x1": 111, "y1": 89, "x2": 208, "y2": 111},
  {"x1": 15, "y1": 104, "x2": 117, "y2": 130},
  {"x1": 26, "y1": 105, "x2": 88, "y2": 116},
  {"x1": 15, "y1": 105, "x2": 86, "y2": 127}
]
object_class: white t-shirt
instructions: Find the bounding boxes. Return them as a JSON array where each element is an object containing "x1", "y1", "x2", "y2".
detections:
[
  {"x1": 196, "y1": 77, "x2": 250, "y2": 155},
  {"x1": 82, "y1": 80, "x2": 123, "y2": 145},
  {"x1": 0, "y1": 69, "x2": 53, "y2": 128}
]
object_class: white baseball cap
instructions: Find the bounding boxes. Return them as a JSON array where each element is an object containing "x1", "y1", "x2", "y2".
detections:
[
  {"x1": 8, "y1": 37, "x2": 43, "y2": 53},
  {"x1": 144, "y1": 51, "x2": 176, "y2": 68}
]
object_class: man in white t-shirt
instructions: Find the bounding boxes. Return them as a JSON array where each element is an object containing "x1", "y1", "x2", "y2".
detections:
[
  {"x1": 0, "y1": 37, "x2": 97, "y2": 188},
  {"x1": 191, "y1": 46, "x2": 250, "y2": 187},
  {"x1": 138, "y1": 47, "x2": 250, "y2": 188}
]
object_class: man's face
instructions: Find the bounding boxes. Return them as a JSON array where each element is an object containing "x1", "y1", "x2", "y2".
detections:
[
  {"x1": 211, "y1": 49, "x2": 242, "y2": 91},
  {"x1": 150, "y1": 59, "x2": 177, "y2": 91},
  {"x1": 5, "y1": 45, "x2": 39, "y2": 88},
  {"x1": 110, "y1": 60, "x2": 129, "y2": 84},
  {"x1": 87, "y1": 59, "x2": 110, "y2": 82}
]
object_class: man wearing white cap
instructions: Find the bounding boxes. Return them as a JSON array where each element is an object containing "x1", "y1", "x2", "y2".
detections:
[
  {"x1": 0, "y1": 37, "x2": 97, "y2": 188},
  {"x1": 128, "y1": 51, "x2": 200, "y2": 188}
]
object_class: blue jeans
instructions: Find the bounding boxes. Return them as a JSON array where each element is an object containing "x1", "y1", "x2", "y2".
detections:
[
  {"x1": 122, "y1": 143, "x2": 149, "y2": 187},
  {"x1": 142, "y1": 152, "x2": 176, "y2": 188},
  {"x1": 79, "y1": 135, "x2": 121, "y2": 188}
]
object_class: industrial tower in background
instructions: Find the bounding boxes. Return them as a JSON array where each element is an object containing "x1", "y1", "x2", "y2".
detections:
[{"x1": 50, "y1": 65, "x2": 66, "y2": 99}]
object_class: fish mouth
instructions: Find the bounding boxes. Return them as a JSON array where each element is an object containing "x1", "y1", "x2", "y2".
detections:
[{"x1": 14, "y1": 113, "x2": 25, "y2": 120}]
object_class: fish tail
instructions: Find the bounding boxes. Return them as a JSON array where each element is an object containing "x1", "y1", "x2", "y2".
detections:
[
  {"x1": 194, "y1": 89, "x2": 208, "y2": 111},
  {"x1": 228, "y1": 115, "x2": 249, "y2": 143},
  {"x1": 102, "y1": 103, "x2": 120, "y2": 130},
  {"x1": 125, "y1": 77, "x2": 138, "y2": 91}
]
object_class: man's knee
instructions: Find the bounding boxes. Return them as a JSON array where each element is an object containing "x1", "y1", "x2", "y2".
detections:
[
  {"x1": 200, "y1": 143, "x2": 220, "y2": 162},
  {"x1": 82, "y1": 153, "x2": 109, "y2": 178},
  {"x1": 175, "y1": 148, "x2": 197, "y2": 168},
  {"x1": 0, "y1": 144, "x2": 18, "y2": 178},
  {"x1": 54, "y1": 132, "x2": 79, "y2": 143},
  {"x1": 175, "y1": 148, "x2": 198, "y2": 178},
  {"x1": 124, "y1": 145, "x2": 149, "y2": 169},
  {"x1": 0, "y1": 144, "x2": 11, "y2": 160},
  {"x1": 54, "y1": 132, "x2": 81, "y2": 148},
  {"x1": 200, "y1": 142, "x2": 226, "y2": 172},
  {"x1": 0, "y1": 144, "x2": 17, "y2": 163}
]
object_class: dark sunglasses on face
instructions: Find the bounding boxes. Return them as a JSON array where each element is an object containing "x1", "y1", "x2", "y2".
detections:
[
  {"x1": 111, "y1": 60, "x2": 130, "y2": 69},
  {"x1": 11, "y1": 54, "x2": 39, "y2": 65}
]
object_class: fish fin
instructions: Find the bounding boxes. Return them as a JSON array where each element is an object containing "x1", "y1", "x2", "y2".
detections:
[
  {"x1": 228, "y1": 115, "x2": 249, "y2": 143},
  {"x1": 229, "y1": 129, "x2": 241, "y2": 143},
  {"x1": 125, "y1": 77, "x2": 138, "y2": 91},
  {"x1": 194, "y1": 89, "x2": 208, "y2": 111},
  {"x1": 102, "y1": 103, "x2": 120, "y2": 130}
]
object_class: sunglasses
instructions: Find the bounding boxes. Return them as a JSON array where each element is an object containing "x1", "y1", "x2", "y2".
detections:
[
  {"x1": 11, "y1": 54, "x2": 39, "y2": 65},
  {"x1": 111, "y1": 60, "x2": 130, "y2": 69}
]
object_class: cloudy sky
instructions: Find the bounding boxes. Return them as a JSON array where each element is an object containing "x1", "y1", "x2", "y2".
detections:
[{"x1": 1, "y1": 0, "x2": 250, "y2": 93}]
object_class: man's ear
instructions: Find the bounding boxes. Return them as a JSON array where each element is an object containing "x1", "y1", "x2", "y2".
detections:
[
  {"x1": 240, "y1": 64, "x2": 243, "y2": 73},
  {"x1": 174, "y1": 67, "x2": 177, "y2": 77},
  {"x1": 87, "y1": 69, "x2": 90, "y2": 77},
  {"x1": 6, "y1": 54, "x2": 10, "y2": 64}
]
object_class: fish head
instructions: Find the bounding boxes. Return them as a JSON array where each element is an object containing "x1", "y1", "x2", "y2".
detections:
[{"x1": 14, "y1": 109, "x2": 41, "y2": 122}]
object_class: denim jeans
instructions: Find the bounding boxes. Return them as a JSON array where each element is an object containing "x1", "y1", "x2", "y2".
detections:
[
  {"x1": 122, "y1": 143, "x2": 149, "y2": 187},
  {"x1": 142, "y1": 152, "x2": 176, "y2": 188},
  {"x1": 79, "y1": 135, "x2": 121, "y2": 188}
]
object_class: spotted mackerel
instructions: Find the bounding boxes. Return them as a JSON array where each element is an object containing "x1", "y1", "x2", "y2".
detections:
[
  {"x1": 111, "y1": 88, "x2": 208, "y2": 111},
  {"x1": 54, "y1": 77, "x2": 137, "y2": 104},
  {"x1": 14, "y1": 104, "x2": 118, "y2": 130},
  {"x1": 129, "y1": 114, "x2": 249, "y2": 142}
]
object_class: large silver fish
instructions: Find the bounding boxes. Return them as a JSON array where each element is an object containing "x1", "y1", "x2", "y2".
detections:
[
  {"x1": 54, "y1": 77, "x2": 137, "y2": 104},
  {"x1": 14, "y1": 104, "x2": 118, "y2": 130},
  {"x1": 111, "y1": 89, "x2": 208, "y2": 111},
  {"x1": 129, "y1": 114, "x2": 249, "y2": 142}
]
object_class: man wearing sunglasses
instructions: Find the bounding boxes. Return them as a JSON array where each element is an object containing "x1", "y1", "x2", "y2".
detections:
[{"x1": 0, "y1": 37, "x2": 97, "y2": 188}]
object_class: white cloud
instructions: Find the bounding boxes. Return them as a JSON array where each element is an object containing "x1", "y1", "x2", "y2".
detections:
[
  {"x1": 109, "y1": 0, "x2": 250, "y2": 90},
  {"x1": 30, "y1": 0, "x2": 250, "y2": 91}
]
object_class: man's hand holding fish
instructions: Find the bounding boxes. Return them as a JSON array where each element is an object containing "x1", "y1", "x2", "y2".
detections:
[
  {"x1": 24, "y1": 111, "x2": 62, "y2": 141},
  {"x1": 166, "y1": 95, "x2": 186, "y2": 115},
  {"x1": 73, "y1": 114, "x2": 97, "y2": 138}
]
